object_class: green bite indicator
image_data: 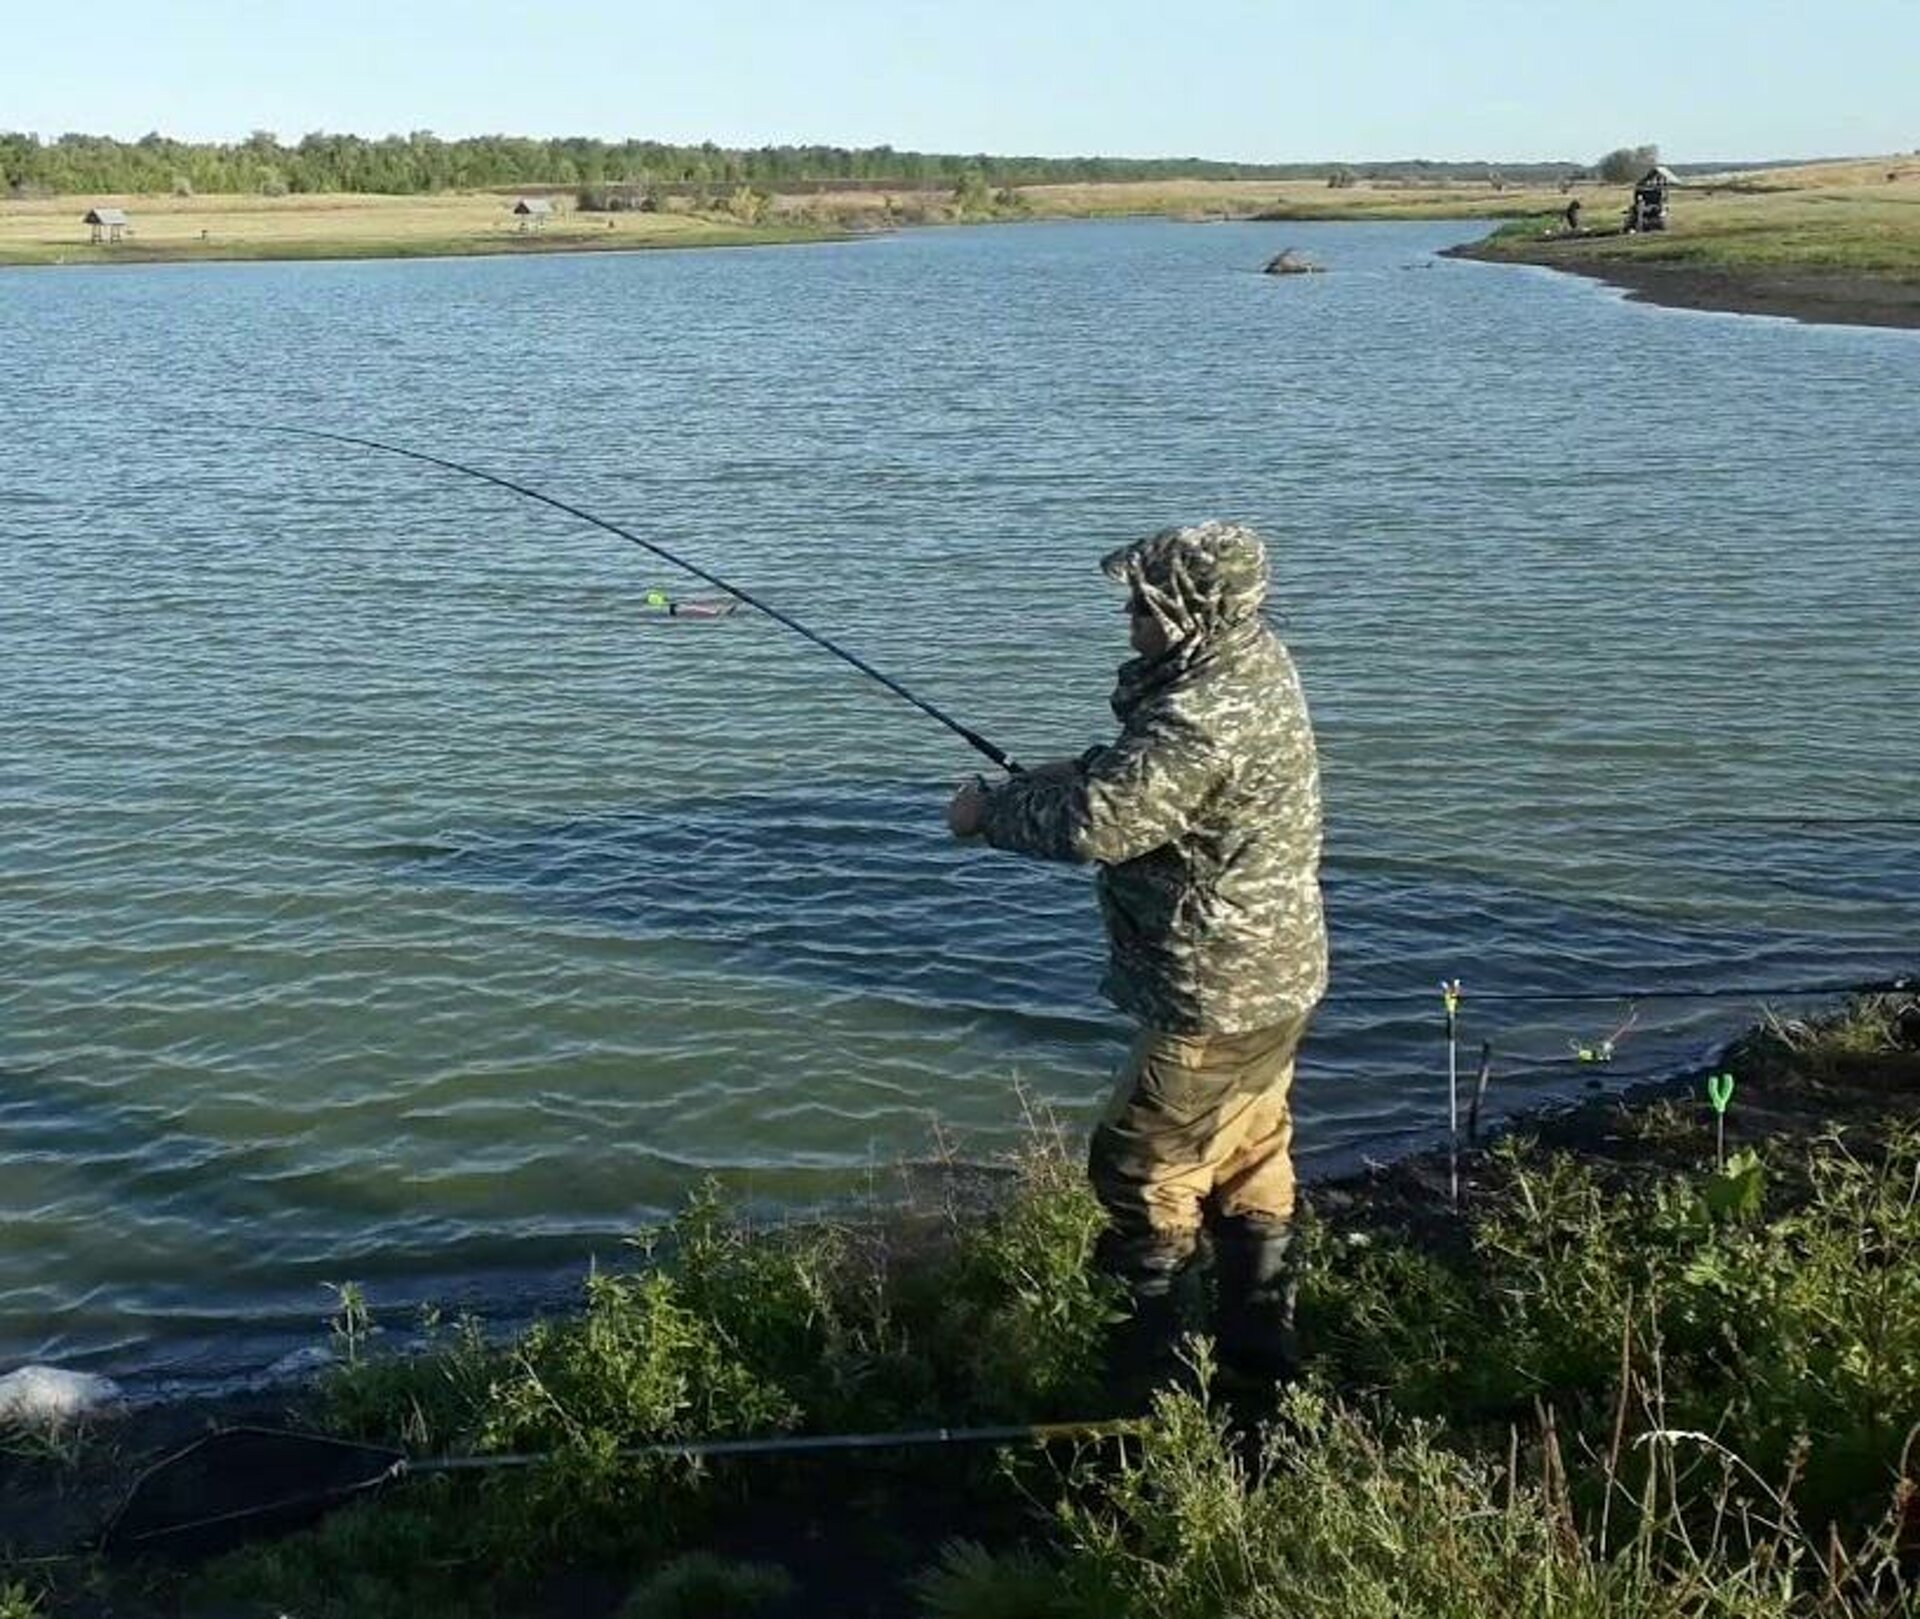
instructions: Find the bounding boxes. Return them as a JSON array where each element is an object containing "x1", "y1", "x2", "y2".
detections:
[{"x1": 1707, "y1": 1071, "x2": 1736, "y2": 1167}]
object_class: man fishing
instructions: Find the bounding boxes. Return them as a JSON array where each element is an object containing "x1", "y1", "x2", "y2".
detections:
[{"x1": 947, "y1": 520, "x2": 1327, "y2": 1390}]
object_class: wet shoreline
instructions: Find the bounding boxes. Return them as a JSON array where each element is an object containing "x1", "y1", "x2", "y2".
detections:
[{"x1": 1446, "y1": 237, "x2": 1920, "y2": 330}]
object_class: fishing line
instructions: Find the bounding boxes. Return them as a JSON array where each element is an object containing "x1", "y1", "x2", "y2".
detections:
[
  {"x1": 1353, "y1": 974, "x2": 1912, "y2": 1008},
  {"x1": 1670, "y1": 816, "x2": 1920, "y2": 829},
  {"x1": 261, "y1": 426, "x2": 1020, "y2": 773}
]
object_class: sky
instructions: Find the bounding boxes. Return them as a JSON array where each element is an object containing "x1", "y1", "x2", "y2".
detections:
[{"x1": 4, "y1": 0, "x2": 1915, "y2": 165}]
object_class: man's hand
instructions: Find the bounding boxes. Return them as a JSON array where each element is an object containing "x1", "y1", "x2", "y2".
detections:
[{"x1": 948, "y1": 777, "x2": 990, "y2": 839}]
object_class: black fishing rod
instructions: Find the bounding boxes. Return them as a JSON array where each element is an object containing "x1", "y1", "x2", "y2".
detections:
[{"x1": 262, "y1": 426, "x2": 1020, "y2": 773}]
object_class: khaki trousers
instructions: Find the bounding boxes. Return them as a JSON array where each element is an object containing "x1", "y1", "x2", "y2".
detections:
[{"x1": 1087, "y1": 1014, "x2": 1310, "y2": 1259}]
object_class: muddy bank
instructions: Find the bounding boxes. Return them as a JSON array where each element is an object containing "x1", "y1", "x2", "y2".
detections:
[{"x1": 1446, "y1": 238, "x2": 1920, "y2": 330}]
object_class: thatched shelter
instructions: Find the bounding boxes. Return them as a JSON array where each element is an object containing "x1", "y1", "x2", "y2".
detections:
[{"x1": 84, "y1": 206, "x2": 128, "y2": 244}]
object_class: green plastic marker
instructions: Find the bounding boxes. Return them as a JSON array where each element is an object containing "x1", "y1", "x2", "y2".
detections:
[{"x1": 1707, "y1": 1071, "x2": 1736, "y2": 1168}]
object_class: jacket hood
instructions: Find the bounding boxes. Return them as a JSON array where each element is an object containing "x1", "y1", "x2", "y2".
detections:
[{"x1": 1100, "y1": 521, "x2": 1270, "y2": 645}]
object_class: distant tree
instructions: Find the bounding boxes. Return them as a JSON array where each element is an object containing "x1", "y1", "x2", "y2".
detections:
[
  {"x1": 1596, "y1": 144, "x2": 1661, "y2": 183},
  {"x1": 725, "y1": 183, "x2": 768, "y2": 223},
  {"x1": 1326, "y1": 165, "x2": 1356, "y2": 189},
  {"x1": 952, "y1": 167, "x2": 992, "y2": 216},
  {"x1": 0, "y1": 127, "x2": 1595, "y2": 198}
]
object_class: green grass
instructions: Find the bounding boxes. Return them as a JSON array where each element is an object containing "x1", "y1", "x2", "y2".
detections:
[
  {"x1": 187, "y1": 1129, "x2": 1120, "y2": 1615},
  {"x1": 911, "y1": 1090, "x2": 1920, "y2": 1618},
  {"x1": 1473, "y1": 180, "x2": 1920, "y2": 280},
  {"x1": 942, "y1": 1371, "x2": 1914, "y2": 1619},
  {"x1": 616, "y1": 1552, "x2": 794, "y2": 1618},
  {"x1": 34, "y1": 993, "x2": 1919, "y2": 1617}
]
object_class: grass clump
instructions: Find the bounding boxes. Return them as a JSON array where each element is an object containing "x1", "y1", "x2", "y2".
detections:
[
  {"x1": 917, "y1": 1537, "x2": 1085, "y2": 1619},
  {"x1": 189, "y1": 1125, "x2": 1116, "y2": 1614},
  {"x1": 948, "y1": 1375, "x2": 1913, "y2": 1619},
  {"x1": 160, "y1": 1007, "x2": 1920, "y2": 1617},
  {"x1": 1736, "y1": 992, "x2": 1920, "y2": 1086},
  {"x1": 1304, "y1": 1126, "x2": 1920, "y2": 1528},
  {"x1": 617, "y1": 1551, "x2": 793, "y2": 1618}
]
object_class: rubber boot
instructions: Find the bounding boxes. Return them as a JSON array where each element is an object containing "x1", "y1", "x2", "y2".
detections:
[
  {"x1": 1211, "y1": 1213, "x2": 1299, "y2": 1388},
  {"x1": 1096, "y1": 1229, "x2": 1194, "y2": 1409}
]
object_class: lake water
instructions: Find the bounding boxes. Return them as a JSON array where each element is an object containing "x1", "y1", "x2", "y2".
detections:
[{"x1": 3, "y1": 218, "x2": 1917, "y2": 1392}]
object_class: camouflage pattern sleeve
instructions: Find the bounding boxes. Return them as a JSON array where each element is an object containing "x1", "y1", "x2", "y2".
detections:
[
  {"x1": 977, "y1": 696, "x2": 1221, "y2": 866},
  {"x1": 965, "y1": 520, "x2": 1327, "y2": 1035}
]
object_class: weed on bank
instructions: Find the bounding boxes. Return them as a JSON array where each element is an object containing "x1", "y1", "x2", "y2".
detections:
[{"x1": 153, "y1": 995, "x2": 1920, "y2": 1617}]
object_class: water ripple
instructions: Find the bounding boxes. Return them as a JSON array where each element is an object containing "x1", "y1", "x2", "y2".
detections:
[{"x1": 2, "y1": 218, "x2": 1916, "y2": 1385}]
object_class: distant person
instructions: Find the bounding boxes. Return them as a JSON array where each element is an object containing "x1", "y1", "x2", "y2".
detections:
[{"x1": 947, "y1": 521, "x2": 1327, "y2": 1394}]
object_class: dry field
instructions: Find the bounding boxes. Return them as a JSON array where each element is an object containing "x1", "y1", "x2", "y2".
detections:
[
  {"x1": 1018, "y1": 175, "x2": 1590, "y2": 221},
  {"x1": 0, "y1": 176, "x2": 1601, "y2": 267},
  {"x1": 7, "y1": 158, "x2": 1918, "y2": 277},
  {"x1": 0, "y1": 189, "x2": 829, "y2": 265}
]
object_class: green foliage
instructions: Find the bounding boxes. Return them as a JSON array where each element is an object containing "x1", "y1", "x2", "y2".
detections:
[
  {"x1": 321, "y1": 1306, "x2": 504, "y2": 1451},
  {"x1": 0, "y1": 129, "x2": 1587, "y2": 198},
  {"x1": 480, "y1": 1264, "x2": 800, "y2": 1455},
  {"x1": 952, "y1": 168, "x2": 994, "y2": 217},
  {"x1": 197, "y1": 1135, "x2": 1114, "y2": 1614},
  {"x1": 724, "y1": 184, "x2": 769, "y2": 224},
  {"x1": 1708, "y1": 1132, "x2": 1920, "y2": 1513},
  {"x1": 916, "y1": 1538, "x2": 1094, "y2": 1619},
  {"x1": 0, "y1": 1580, "x2": 42, "y2": 1619},
  {"x1": 176, "y1": 1115, "x2": 1920, "y2": 1619},
  {"x1": 1011, "y1": 1379, "x2": 1907, "y2": 1619},
  {"x1": 1597, "y1": 144, "x2": 1662, "y2": 183},
  {"x1": 618, "y1": 1551, "x2": 791, "y2": 1613},
  {"x1": 1304, "y1": 1128, "x2": 1920, "y2": 1531},
  {"x1": 190, "y1": 1486, "x2": 509, "y2": 1619},
  {"x1": 919, "y1": 1140, "x2": 1122, "y2": 1418},
  {"x1": 325, "y1": 1279, "x2": 373, "y2": 1367},
  {"x1": 1700, "y1": 1147, "x2": 1766, "y2": 1223},
  {"x1": 618, "y1": 1552, "x2": 794, "y2": 1618}
]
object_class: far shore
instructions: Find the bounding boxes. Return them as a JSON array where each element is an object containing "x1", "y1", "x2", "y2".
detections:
[
  {"x1": 7, "y1": 156, "x2": 1919, "y2": 331},
  {"x1": 0, "y1": 173, "x2": 1565, "y2": 271},
  {"x1": 1444, "y1": 154, "x2": 1920, "y2": 329}
]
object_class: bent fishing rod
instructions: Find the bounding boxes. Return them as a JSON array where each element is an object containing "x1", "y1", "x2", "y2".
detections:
[{"x1": 260, "y1": 425, "x2": 1020, "y2": 773}]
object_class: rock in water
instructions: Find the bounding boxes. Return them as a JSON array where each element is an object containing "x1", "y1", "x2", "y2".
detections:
[
  {"x1": 0, "y1": 1365, "x2": 124, "y2": 1428},
  {"x1": 1263, "y1": 248, "x2": 1323, "y2": 275}
]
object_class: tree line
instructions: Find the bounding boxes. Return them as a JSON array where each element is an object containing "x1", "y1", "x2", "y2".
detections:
[{"x1": 0, "y1": 129, "x2": 1597, "y2": 198}]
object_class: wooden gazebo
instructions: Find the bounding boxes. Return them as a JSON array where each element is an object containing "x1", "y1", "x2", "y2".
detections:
[{"x1": 84, "y1": 206, "x2": 129, "y2": 244}]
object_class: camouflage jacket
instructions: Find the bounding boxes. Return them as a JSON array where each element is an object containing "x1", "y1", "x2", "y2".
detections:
[{"x1": 978, "y1": 522, "x2": 1327, "y2": 1035}]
